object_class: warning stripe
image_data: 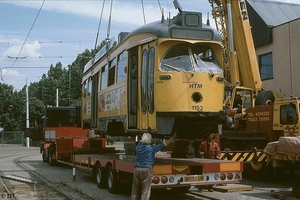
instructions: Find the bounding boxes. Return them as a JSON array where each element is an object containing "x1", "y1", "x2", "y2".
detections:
[{"x1": 220, "y1": 151, "x2": 267, "y2": 163}]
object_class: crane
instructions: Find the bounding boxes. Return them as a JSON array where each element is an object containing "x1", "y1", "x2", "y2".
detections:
[{"x1": 208, "y1": 0, "x2": 274, "y2": 128}]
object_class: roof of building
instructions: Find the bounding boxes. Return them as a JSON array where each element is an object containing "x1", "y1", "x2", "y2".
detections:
[{"x1": 247, "y1": 0, "x2": 300, "y2": 27}]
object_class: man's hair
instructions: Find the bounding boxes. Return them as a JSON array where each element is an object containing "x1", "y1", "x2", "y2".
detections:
[{"x1": 141, "y1": 133, "x2": 152, "y2": 144}]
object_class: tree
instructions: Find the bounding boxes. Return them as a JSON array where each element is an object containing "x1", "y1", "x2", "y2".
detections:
[{"x1": 0, "y1": 39, "x2": 110, "y2": 131}]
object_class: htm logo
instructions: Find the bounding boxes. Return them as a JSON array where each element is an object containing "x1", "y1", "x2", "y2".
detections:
[{"x1": 189, "y1": 84, "x2": 202, "y2": 88}]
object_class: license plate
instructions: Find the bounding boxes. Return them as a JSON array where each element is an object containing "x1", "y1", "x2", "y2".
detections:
[{"x1": 184, "y1": 175, "x2": 204, "y2": 182}]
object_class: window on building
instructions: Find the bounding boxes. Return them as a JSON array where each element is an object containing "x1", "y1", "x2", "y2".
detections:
[{"x1": 259, "y1": 53, "x2": 273, "y2": 80}]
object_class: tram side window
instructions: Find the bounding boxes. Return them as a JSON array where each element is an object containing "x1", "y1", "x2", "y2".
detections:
[
  {"x1": 88, "y1": 77, "x2": 92, "y2": 96},
  {"x1": 83, "y1": 82, "x2": 87, "y2": 98},
  {"x1": 117, "y1": 51, "x2": 127, "y2": 82},
  {"x1": 101, "y1": 65, "x2": 108, "y2": 90},
  {"x1": 108, "y1": 58, "x2": 116, "y2": 87}
]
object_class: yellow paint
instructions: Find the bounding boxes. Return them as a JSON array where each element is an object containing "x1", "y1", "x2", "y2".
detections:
[
  {"x1": 220, "y1": 162, "x2": 241, "y2": 172},
  {"x1": 153, "y1": 165, "x2": 172, "y2": 174}
]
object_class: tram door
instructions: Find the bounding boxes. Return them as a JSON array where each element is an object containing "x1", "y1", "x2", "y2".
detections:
[
  {"x1": 128, "y1": 47, "x2": 138, "y2": 129},
  {"x1": 91, "y1": 73, "x2": 99, "y2": 128},
  {"x1": 140, "y1": 43, "x2": 155, "y2": 131}
]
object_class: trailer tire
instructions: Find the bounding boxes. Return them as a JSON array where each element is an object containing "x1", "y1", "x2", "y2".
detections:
[
  {"x1": 95, "y1": 163, "x2": 106, "y2": 188},
  {"x1": 255, "y1": 90, "x2": 275, "y2": 106},
  {"x1": 107, "y1": 165, "x2": 118, "y2": 194}
]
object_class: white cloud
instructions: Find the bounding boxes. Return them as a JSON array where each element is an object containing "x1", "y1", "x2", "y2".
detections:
[
  {"x1": 0, "y1": 0, "x2": 216, "y2": 90},
  {"x1": 3, "y1": 39, "x2": 41, "y2": 59},
  {"x1": 4, "y1": 1, "x2": 181, "y2": 26}
]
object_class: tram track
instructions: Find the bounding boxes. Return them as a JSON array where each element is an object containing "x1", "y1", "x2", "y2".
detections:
[
  {"x1": 0, "y1": 152, "x2": 93, "y2": 200},
  {"x1": 0, "y1": 146, "x2": 299, "y2": 200}
]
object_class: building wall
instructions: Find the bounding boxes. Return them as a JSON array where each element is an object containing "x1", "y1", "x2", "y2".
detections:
[{"x1": 256, "y1": 18, "x2": 300, "y2": 97}]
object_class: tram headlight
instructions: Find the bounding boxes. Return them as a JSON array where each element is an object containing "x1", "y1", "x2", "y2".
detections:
[
  {"x1": 217, "y1": 76, "x2": 224, "y2": 82},
  {"x1": 192, "y1": 92, "x2": 202, "y2": 103}
]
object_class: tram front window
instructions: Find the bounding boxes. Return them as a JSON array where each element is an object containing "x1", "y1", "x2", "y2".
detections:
[{"x1": 160, "y1": 43, "x2": 222, "y2": 74}]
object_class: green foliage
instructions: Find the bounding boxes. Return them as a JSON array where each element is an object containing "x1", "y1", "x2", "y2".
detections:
[{"x1": 0, "y1": 40, "x2": 109, "y2": 132}]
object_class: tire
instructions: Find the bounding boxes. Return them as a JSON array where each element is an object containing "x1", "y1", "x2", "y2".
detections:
[
  {"x1": 255, "y1": 90, "x2": 275, "y2": 106},
  {"x1": 107, "y1": 165, "x2": 118, "y2": 194},
  {"x1": 95, "y1": 163, "x2": 106, "y2": 188},
  {"x1": 244, "y1": 141, "x2": 270, "y2": 180}
]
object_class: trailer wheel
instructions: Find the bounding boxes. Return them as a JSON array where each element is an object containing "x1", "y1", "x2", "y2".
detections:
[
  {"x1": 107, "y1": 165, "x2": 118, "y2": 194},
  {"x1": 95, "y1": 163, "x2": 106, "y2": 188}
]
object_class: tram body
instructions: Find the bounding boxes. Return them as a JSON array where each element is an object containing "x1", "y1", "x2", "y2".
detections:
[{"x1": 82, "y1": 11, "x2": 225, "y2": 138}]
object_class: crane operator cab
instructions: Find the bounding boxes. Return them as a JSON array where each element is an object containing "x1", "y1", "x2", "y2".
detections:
[{"x1": 223, "y1": 87, "x2": 253, "y2": 129}]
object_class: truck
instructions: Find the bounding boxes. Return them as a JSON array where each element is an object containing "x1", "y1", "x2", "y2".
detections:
[
  {"x1": 26, "y1": 106, "x2": 243, "y2": 194},
  {"x1": 208, "y1": 0, "x2": 300, "y2": 181}
]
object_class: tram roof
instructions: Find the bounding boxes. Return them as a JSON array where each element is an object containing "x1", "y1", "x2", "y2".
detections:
[{"x1": 126, "y1": 11, "x2": 222, "y2": 42}]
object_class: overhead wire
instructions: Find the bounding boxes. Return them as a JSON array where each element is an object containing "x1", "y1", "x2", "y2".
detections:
[{"x1": 2, "y1": 0, "x2": 45, "y2": 81}]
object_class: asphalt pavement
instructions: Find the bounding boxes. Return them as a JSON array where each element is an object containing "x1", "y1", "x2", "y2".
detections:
[{"x1": 0, "y1": 143, "x2": 299, "y2": 200}]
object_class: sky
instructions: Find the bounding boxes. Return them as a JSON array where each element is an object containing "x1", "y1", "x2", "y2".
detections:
[{"x1": 0, "y1": 0, "x2": 299, "y2": 91}]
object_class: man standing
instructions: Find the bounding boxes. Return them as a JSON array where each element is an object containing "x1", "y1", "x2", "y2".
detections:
[
  {"x1": 198, "y1": 133, "x2": 221, "y2": 159},
  {"x1": 130, "y1": 133, "x2": 175, "y2": 200}
]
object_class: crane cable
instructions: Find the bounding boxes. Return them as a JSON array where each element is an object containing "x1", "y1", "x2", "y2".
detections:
[
  {"x1": 157, "y1": 0, "x2": 163, "y2": 16},
  {"x1": 105, "y1": 0, "x2": 113, "y2": 64},
  {"x1": 141, "y1": 0, "x2": 146, "y2": 25},
  {"x1": 93, "y1": 0, "x2": 106, "y2": 56},
  {"x1": 2, "y1": 0, "x2": 45, "y2": 81},
  {"x1": 106, "y1": 0, "x2": 113, "y2": 43}
]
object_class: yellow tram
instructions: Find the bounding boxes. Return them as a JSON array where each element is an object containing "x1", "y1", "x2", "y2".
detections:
[{"x1": 82, "y1": 10, "x2": 225, "y2": 139}]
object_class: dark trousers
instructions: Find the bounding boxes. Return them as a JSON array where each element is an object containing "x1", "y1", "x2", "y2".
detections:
[{"x1": 130, "y1": 167, "x2": 152, "y2": 200}]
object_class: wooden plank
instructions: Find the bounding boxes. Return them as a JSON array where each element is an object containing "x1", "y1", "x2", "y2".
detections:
[{"x1": 213, "y1": 184, "x2": 253, "y2": 192}]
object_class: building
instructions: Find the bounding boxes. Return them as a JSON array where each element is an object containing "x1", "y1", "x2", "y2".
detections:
[{"x1": 247, "y1": 0, "x2": 300, "y2": 97}]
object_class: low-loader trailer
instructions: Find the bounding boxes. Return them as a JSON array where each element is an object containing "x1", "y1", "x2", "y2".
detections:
[{"x1": 26, "y1": 106, "x2": 243, "y2": 193}]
